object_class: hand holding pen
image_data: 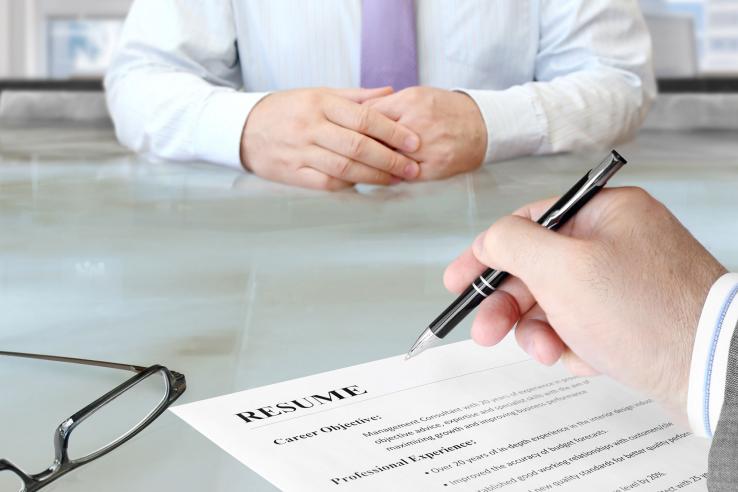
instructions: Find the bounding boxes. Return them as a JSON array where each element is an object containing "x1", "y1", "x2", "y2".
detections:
[
  {"x1": 408, "y1": 151, "x2": 628, "y2": 358},
  {"x1": 442, "y1": 185, "x2": 726, "y2": 420}
]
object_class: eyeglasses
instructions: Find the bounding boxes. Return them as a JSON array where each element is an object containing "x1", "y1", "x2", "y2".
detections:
[{"x1": 0, "y1": 351, "x2": 186, "y2": 492}]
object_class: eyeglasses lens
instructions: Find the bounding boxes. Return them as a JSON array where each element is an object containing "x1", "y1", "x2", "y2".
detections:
[{"x1": 66, "y1": 369, "x2": 169, "y2": 461}]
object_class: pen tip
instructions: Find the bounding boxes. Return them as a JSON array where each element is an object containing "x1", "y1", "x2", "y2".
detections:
[{"x1": 405, "y1": 327, "x2": 440, "y2": 361}]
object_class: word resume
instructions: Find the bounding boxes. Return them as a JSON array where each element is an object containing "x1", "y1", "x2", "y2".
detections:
[{"x1": 172, "y1": 339, "x2": 709, "y2": 491}]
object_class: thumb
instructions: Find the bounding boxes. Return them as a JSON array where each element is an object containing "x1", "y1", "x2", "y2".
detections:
[
  {"x1": 333, "y1": 86, "x2": 393, "y2": 103},
  {"x1": 472, "y1": 215, "x2": 576, "y2": 290}
]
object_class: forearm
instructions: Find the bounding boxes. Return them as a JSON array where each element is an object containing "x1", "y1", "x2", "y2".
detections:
[
  {"x1": 461, "y1": 0, "x2": 656, "y2": 164},
  {"x1": 105, "y1": 0, "x2": 266, "y2": 169},
  {"x1": 462, "y1": 68, "x2": 651, "y2": 163},
  {"x1": 528, "y1": 67, "x2": 652, "y2": 153},
  {"x1": 106, "y1": 68, "x2": 267, "y2": 168}
]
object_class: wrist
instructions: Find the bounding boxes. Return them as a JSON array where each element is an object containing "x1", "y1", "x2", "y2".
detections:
[
  {"x1": 454, "y1": 91, "x2": 487, "y2": 168},
  {"x1": 239, "y1": 124, "x2": 253, "y2": 173},
  {"x1": 649, "y1": 263, "x2": 727, "y2": 423},
  {"x1": 239, "y1": 93, "x2": 274, "y2": 173}
]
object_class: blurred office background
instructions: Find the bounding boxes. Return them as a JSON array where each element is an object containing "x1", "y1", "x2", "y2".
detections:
[
  {"x1": 0, "y1": 0, "x2": 129, "y2": 79},
  {"x1": 642, "y1": 0, "x2": 738, "y2": 76},
  {"x1": 0, "y1": 0, "x2": 737, "y2": 127}
]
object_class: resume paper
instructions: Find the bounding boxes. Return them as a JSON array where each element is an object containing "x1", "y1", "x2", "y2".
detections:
[{"x1": 172, "y1": 339, "x2": 709, "y2": 491}]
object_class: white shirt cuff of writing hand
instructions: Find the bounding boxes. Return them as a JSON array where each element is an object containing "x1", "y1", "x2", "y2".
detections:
[
  {"x1": 193, "y1": 90, "x2": 271, "y2": 170},
  {"x1": 687, "y1": 272, "x2": 738, "y2": 438}
]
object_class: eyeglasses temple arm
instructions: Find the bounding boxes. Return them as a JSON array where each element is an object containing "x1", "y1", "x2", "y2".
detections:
[{"x1": 0, "y1": 351, "x2": 147, "y2": 372}]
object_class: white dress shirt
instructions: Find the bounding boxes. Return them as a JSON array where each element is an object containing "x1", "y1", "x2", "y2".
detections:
[
  {"x1": 105, "y1": 0, "x2": 657, "y2": 170},
  {"x1": 688, "y1": 273, "x2": 738, "y2": 438}
]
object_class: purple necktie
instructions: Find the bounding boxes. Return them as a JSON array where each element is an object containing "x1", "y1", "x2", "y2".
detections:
[{"x1": 360, "y1": 0, "x2": 419, "y2": 90}]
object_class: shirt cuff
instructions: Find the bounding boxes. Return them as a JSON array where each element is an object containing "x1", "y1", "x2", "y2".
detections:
[
  {"x1": 455, "y1": 86, "x2": 547, "y2": 164},
  {"x1": 687, "y1": 272, "x2": 738, "y2": 438},
  {"x1": 192, "y1": 90, "x2": 271, "y2": 170}
]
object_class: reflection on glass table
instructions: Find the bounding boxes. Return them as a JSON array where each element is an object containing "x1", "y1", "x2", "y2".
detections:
[{"x1": 0, "y1": 352, "x2": 185, "y2": 492}]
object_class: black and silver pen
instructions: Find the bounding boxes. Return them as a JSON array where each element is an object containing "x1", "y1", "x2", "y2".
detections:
[{"x1": 406, "y1": 150, "x2": 628, "y2": 360}]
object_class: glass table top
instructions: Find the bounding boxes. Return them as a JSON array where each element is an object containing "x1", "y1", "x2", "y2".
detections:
[{"x1": 1, "y1": 125, "x2": 737, "y2": 491}]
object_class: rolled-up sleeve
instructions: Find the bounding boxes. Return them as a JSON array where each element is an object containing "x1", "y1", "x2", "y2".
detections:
[{"x1": 105, "y1": 0, "x2": 269, "y2": 169}]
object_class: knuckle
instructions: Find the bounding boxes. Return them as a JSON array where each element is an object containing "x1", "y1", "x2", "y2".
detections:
[
  {"x1": 292, "y1": 118, "x2": 311, "y2": 136},
  {"x1": 347, "y1": 134, "x2": 367, "y2": 158},
  {"x1": 388, "y1": 124, "x2": 405, "y2": 146},
  {"x1": 498, "y1": 291, "x2": 522, "y2": 321},
  {"x1": 619, "y1": 186, "x2": 653, "y2": 205},
  {"x1": 613, "y1": 187, "x2": 668, "y2": 219},
  {"x1": 316, "y1": 120, "x2": 336, "y2": 138},
  {"x1": 303, "y1": 90, "x2": 324, "y2": 107},
  {"x1": 295, "y1": 112, "x2": 326, "y2": 139},
  {"x1": 438, "y1": 145, "x2": 455, "y2": 167},
  {"x1": 491, "y1": 215, "x2": 515, "y2": 230},
  {"x1": 334, "y1": 157, "x2": 353, "y2": 178},
  {"x1": 487, "y1": 216, "x2": 517, "y2": 245},
  {"x1": 354, "y1": 106, "x2": 372, "y2": 132},
  {"x1": 478, "y1": 223, "x2": 503, "y2": 260},
  {"x1": 439, "y1": 126, "x2": 454, "y2": 141},
  {"x1": 388, "y1": 153, "x2": 408, "y2": 174}
]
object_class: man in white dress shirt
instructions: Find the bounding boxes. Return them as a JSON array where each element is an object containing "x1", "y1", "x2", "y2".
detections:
[{"x1": 106, "y1": 1, "x2": 656, "y2": 190}]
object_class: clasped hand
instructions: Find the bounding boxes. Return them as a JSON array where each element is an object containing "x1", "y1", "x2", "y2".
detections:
[{"x1": 240, "y1": 86, "x2": 487, "y2": 190}]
